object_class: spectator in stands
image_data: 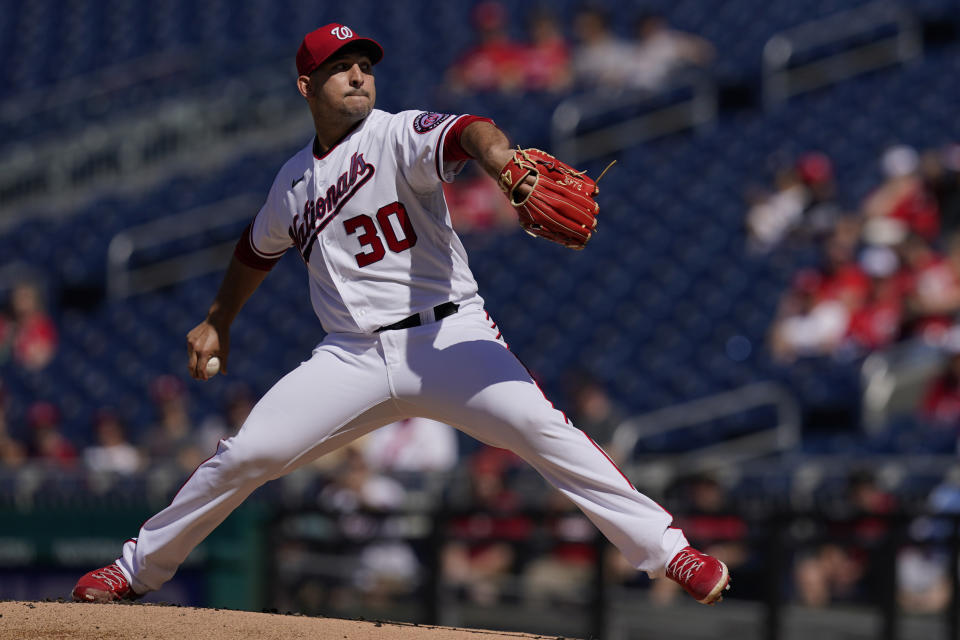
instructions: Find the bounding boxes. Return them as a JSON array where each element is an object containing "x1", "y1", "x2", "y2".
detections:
[
  {"x1": 359, "y1": 416, "x2": 458, "y2": 473},
  {"x1": 770, "y1": 218, "x2": 874, "y2": 361},
  {"x1": 861, "y1": 214, "x2": 909, "y2": 252},
  {"x1": 769, "y1": 268, "x2": 851, "y2": 363},
  {"x1": 26, "y1": 401, "x2": 77, "y2": 469},
  {"x1": 896, "y1": 466, "x2": 960, "y2": 613},
  {"x1": 817, "y1": 217, "x2": 871, "y2": 307},
  {"x1": 570, "y1": 6, "x2": 636, "y2": 92},
  {"x1": 794, "y1": 540, "x2": 867, "y2": 607},
  {"x1": 521, "y1": 488, "x2": 596, "y2": 604},
  {"x1": 863, "y1": 145, "x2": 939, "y2": 242},
  {"x1": 0, "y1": 381, "x2": 27, "y2": 469},
  {"x1": 897, "y1": 543, "x2": 951, "y2": 614},
  {"x1": 317, "y1": 446, "x2": 418, "y2": 605},
  {"x1": 319, "y1": 445, "x2": 408, "y2": 512},
  {"x1": 563, "y1": 371, "x2": 625, "y2": 459},
  {"x1": 443, "y1": 445, "x2": 532, "y2": 605},
  {"x1": 794, "y1": 152, "x2": 843, "y2": 242},
  {"x1": 142, "y1": 374, "x2": 203, "y2": 473},
  {"x1": 626, "y1": 11, "x2": 715, "y2": 93},
  {"x1": 5, "y1": 281, "x2": 58, "y2": 371},
  {"x1": 921, "y1": 143, "x2": 960, "y2": 239},
  {"x1": 196, "y1": 382, "x2": 255, "y2": 455},
  {"x1": 844, "y1": 246, "x2": 904, "y2": 353},
  {"x1": 745, "y1": 164, "x2": 809, "y2": 254},
  {"x1": 899, "y1": 232, "x2": 960, "y2": 340},
  {"x1": 520, "y1": 8, "x2": 572, "y2": 93},
  {"x1": 794, "y1": 469, "x2": 896, "y2": 607},
  {"x1": 0, "y1": 307, "x2": 10, "y2": 365},
  {"x1": 919, "y1": 326, "x2": 960, "y2": 429},
  {"x1": 650, "y1": 474, "x2": 749, "y2": 604},
  {"x1": 745, "y1": 153, "x2": 840, "y2": 254},
  {"x1": 442, "y1": 164, "x2": 518, "y2": 234},
  {"x1": 446, "y1": 1, "x2": 525, "y2": 94},
  {"x1": 83, "y1": 409, "x2": 141, "y2": 474}
]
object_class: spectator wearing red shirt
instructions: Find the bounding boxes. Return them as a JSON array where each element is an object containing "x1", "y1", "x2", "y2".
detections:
[
  {"x1": 7, "y1": 282, "x2": 58, "y2": 371},
  {"x1": 520, "y1": 9, "x2": 572, "y2": 93},
  {"x1": 27, "y1": 401, "x2": 77, "y2": 469},
  {"x1": 921, "y1": 328, "x2": 960, "y2": 428},
  {"x1": 770, "y1": 222, "x2": 869, "y2": 363},
  {"x1": 816, "y1": 220, "x2": 872, "y2": 309},
  {"x1": 446, "y1": 1, "x2": 525, "y2": 94},
  {"x1": 651, "y1": 474, "x2": 748, "y2": 604},
  {"x1": 795, "y1": 469, "x2": 897, "y2": 607},
  {"x1": 770, "y1": 268, "x2": 851, "y2": 363},
  {"x1": 442, "y1": 164, "x2": 517, "y2": 234},
  {"x1": 899, "y1": 233, "x2": 960, "y2": 340},
  {"x1": 863, "y1": 145, "x2": 940, "y2": 242},
  {"x1": 845, "y1": 246, "x2": 904, "y2": 352},
  {"x1": 443, "y1": 446, "x2": 532, "y2": 604},
  {"x1": 522, "y1": 489, "x2": 596, "y2": 604}
]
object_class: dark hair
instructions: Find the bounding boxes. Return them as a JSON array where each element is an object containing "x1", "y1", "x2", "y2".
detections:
[
  {"x1": 576, "y1": 3, "x2": 609, "y2": 26},
  {"x1": 634, "y1": 11, "x2": 667, "y2": 32}
]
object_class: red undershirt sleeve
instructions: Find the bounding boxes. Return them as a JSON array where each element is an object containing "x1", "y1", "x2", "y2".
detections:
[
  {"x1": 233, "y1": 224, "x2": 283, "y2": 271},
  {"x1": 442, "y1": 115, "x2": 495, "y2": 164}
]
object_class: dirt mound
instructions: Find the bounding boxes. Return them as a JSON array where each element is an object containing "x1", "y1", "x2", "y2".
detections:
[{"x1": 0, "y1": 601, "x2": 568, "y2": 640}]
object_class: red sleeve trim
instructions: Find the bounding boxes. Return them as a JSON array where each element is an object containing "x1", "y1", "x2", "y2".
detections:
[
  {"x1": 442, "y1": 115, "x2": 495, "y2": 164},
  {"x1": 234, "y1": 224, "x2": 283, "y2": 271}
]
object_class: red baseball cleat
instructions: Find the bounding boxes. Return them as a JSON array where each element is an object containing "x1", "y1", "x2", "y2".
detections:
[
  {"x1": 666, "y1": 546, "x2": 730, "y2": 605},
  {"x1": 72, "y1": 563, "x2": 137, "y2": 602}
]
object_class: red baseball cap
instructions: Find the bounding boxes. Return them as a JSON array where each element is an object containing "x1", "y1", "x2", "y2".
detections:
[
  {"x1": 27, "y1": 401, "x2": 60, "y2": 428},
  {"x1": 795, "y1": 152, "x2": 833, "y2": 185},
  {"x1": 296, "y1": 23, "x2": 384, "y2": 77}
]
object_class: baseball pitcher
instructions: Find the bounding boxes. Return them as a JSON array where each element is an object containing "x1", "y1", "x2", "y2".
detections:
[{"x1": 73, "y1": 23, "x2": 729, "y2": 608}]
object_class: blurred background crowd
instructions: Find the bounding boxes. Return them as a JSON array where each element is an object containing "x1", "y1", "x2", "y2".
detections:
[{"x1": 1, "y1": 0, "x2": 959, "y2": 637}]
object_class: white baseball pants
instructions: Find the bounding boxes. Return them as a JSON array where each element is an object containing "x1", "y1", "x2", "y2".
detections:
[{"x1": 118, "y1": 302, "x2": 687, "y2": 593}]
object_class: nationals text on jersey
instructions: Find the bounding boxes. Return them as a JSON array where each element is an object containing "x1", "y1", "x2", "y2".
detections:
[{"x1": 290, "y1": 151, "x2": 375, "y2": 260}]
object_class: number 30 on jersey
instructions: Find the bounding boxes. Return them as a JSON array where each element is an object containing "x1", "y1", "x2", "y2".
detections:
[{"x1": 343, "y1": 202, "x2": 418, "y2": 268}]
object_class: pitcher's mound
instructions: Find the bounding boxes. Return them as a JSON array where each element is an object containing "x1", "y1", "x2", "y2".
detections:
[{"x1": 0, "y1": 601, "x2": 569, "y2": 640}]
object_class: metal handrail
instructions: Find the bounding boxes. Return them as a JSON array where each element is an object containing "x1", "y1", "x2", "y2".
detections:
[
  {"x1": 611, "y1": 381, "x2": 801, "y2": 474},
  {"x1": 762, "y1": 1, "x2": 922, "y2": 107},
  {"x1": 551, "y1": 73, "x2": 717, "y2": 164},
  {"x1": 0, "y1": 55, "x2": 310, "y2": 228},
  {"x1": 106, "y1": 194, "x2": 261, "y2": 298}
]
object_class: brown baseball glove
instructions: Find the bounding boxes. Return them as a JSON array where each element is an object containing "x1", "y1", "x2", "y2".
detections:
[{"x1": 498, "y1": 148, "x2": 611, "y2": 250}]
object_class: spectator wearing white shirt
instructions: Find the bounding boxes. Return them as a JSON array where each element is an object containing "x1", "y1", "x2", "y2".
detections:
[
  {"x1": 360, "y1": 417, "x2": 458, "y2": 473},
  {"x1": 627, "y1": 12, "x2": 714, "y2": 92},
  {"x1": 83, "y1": 409, "x2": 141, "y2": 474},
  {"x1": 571, "y1": 6, "x2": 636, "y2": 92}
]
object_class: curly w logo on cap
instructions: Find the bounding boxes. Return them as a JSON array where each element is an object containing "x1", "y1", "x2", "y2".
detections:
[{"x1": 296, "y1": 23, "x2": 384, "y2": 76}]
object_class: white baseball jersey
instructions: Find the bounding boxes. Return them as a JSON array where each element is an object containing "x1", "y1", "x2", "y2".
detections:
[{"x1": 245, "y1": 109, "x2": 483, "y2": 334}]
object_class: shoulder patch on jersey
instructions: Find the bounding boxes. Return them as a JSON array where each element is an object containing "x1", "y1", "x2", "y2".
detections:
[{"x1": 413, "y1": 112, "x2": 453, "y2": 134}]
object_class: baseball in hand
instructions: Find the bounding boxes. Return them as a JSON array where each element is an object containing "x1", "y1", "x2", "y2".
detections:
[{"x1": 205, "y1": 357, "x2": 221, "y2": 377}]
